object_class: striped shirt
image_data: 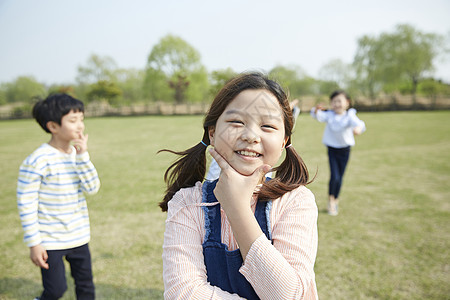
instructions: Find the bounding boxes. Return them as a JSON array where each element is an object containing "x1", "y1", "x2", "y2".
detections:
[
  {"x1": 17, "y1": 143, "x2": 100, "y2": 250},
  {"x1": 163, "y1": 181, "x2": 318, "y2": 299}
]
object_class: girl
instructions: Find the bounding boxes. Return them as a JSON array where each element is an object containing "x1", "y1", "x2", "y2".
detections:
[
  {"x1": 310, "y1": 90, "x2": 366, "y2": 216},
  {"x1": 160, "y1": 73, "x2": 318, "y2": 299}
]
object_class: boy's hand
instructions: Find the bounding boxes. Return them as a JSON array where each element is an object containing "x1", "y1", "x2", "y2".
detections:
[
  {"x1": 73, "y1": 132, "x2": 89, "y2": 154},
  {"x1": 30, "y1": 245, "x2": 49, "y2": 269}
]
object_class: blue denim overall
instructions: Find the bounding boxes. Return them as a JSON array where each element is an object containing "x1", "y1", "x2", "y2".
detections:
[{"x1": 202, "y1": 179, "x2": 271, "y2": 299}]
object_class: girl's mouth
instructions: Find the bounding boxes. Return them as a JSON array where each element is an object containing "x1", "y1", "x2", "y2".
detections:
[{"x1": 236, "y1": 150, "x2": 261, "y2": 157}]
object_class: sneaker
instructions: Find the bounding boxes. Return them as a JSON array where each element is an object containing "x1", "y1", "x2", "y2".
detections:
[{"x1": 327, "y1": 201, "x2": 338, "y2": 216}]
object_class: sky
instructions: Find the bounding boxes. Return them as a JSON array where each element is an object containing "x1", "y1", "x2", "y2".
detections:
[{"x1": 0, "y1": 0, "x2": 449, "y2": 85}]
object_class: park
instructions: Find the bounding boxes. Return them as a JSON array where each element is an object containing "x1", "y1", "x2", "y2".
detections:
[
  {"x1": 1, "y1": 15, "x2": 449, "y2": 299},
  {"x1": 0, "y1": 110, "x2": 449, "y2": 299}
]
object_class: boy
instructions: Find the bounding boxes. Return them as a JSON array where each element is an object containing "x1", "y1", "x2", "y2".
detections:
[{"x1": 17, "y1": 94, "x2": 100, "y2": 299}]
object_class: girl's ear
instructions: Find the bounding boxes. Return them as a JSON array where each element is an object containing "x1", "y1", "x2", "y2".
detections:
[
  {"x1": 208, "y1": 126, "x2": 216, "y2": 146},
  {"x1": 282, "y1": 136, "x2": 289, "y2": 149},
  {"x1": 46, "y1": 121, "x2": 59, "y2": 134}
]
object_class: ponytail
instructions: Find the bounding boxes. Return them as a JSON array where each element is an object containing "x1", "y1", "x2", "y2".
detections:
[
  {"x1": 258, "y1": 144, "x2": 312, "y2": 201},
  {"x1": 158, "y1": 130, "x2": 210, "y2": 212}
]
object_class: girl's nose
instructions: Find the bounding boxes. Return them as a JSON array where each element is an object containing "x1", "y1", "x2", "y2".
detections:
[{"x1": 241, "y1": 126, "x2": 260, "y2": 143}]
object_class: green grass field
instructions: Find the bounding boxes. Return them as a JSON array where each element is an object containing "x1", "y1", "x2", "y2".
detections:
[{"x1": 1, "y1": 111, "x2": 449, "y2": 299}]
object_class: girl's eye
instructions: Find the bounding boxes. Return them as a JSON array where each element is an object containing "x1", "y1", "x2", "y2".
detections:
[
  {"x1": 228, "y1": 120, "x2": 244, "y2": 125},
  {"x1": 262, "y1": 124, "x2": 276, "y2": 130}
]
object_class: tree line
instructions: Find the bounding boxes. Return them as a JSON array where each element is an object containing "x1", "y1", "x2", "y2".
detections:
[{"x1": 1, "y1": 23, "x2": 449, "y2": 114}]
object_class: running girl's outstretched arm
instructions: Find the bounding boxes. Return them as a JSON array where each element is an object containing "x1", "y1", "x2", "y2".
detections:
[
  {"x1": 310, "y1": 105, "x2": 329, "y2": 122},
  {"x1": 347, "y1": 108, "x2": 366, "y2": 135}
]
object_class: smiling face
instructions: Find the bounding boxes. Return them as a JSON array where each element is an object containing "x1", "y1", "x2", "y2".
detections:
[
  {"x1": 50, "y1": 110, "x2": 85, "y2": 143},
  {"x1": 330, "y1": 93, "x2": 350, "y2": 115},
  {"x1": 209, "y1": 89, "x2": 288, "y2": 176}
]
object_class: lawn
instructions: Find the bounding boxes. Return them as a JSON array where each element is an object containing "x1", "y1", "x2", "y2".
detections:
[{"x1": 0, "y1": 111, "x2": 449, "y2": 299}]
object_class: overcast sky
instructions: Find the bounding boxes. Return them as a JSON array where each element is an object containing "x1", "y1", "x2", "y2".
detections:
[{"x1": 0, "y1": 0, "x2": 449, "y2": 85}]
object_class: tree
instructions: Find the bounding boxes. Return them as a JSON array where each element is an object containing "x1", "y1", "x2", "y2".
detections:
[
  {"x1": 269, "y1": 64, "x2": 304, "y2": 89},
  {"x1": 268, "y1": 64, "x2": 315, "y2": 97},
  {"x1": 114, "y1": 68, "x2": 145, "y2": 104},
  {"x1": 86, "y1": 80, "x2": 122, "y2": 105},
  {"x1": 318, "y1": 59, "x2": 351, "y2": 89},
  {"x1": 354, "y1": 24, "x2": 447, "y2": 103},
  {"x1": 376, "y1": 24, "x2": 445, "y2": 105},
  {"x1": 75, "y1": 54, "x2": 120, "y2": 103},
  {"x1": 76, "y1": 54, "x2": 118, "y2": 84},
  {"x1": 209, "y1": 68, "x2": 237, "y2": 97},
  {"x1": 144, "y1": 68, "x2": 172, "y2": 102},
  {"x1": 76, "y1": 54, "x2": 148, "y2": 105},
  {"x1": 0, "y1": 84, "x2": 7, "y2": 105},
  {"x1": 48, "y1": 85, "x2": 76, "y2": 97},
  {"x1": 353, "y1": 35, "x2": 384, "y2": 101},
  {"x1": 3, "y1": 76, "x2": 46, "y2": 103},
  {"x1": 316, "y1": 79, "x2": 340, "y2": 96},
  {"x1": 144, "y1": 34, "x2": 209, "y2": 103},
  {"x1": 418, "y1": 78, "x2": 450, "y2": 108},
  {"x1": 169, "y1": 74, "x2": 190, "y2": 103}
]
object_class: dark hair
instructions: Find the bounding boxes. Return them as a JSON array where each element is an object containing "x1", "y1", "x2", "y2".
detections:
[
  {"x1": 32, "y1": 93, "x2": 84, "y2": 133},
  {"x1": 159, "y1": 72, "x2": 311, "y2": 212},
  {"x1": 330, "y1": 90, "x2": 352, "y2": 106}
]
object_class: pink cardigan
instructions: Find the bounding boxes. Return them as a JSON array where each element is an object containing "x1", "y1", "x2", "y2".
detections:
[{"x1": 162, "y1": 181, "x2": 319, "y2": 299}]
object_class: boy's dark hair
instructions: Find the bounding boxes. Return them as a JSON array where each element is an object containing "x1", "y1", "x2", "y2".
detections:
[
  {"x1": 32, "y1": 93, "x2": 84, "y2": 133},
  {"x1": 330, "y1": 90, "x2": 352, "y2": 106},
  {"x1": 158, "y1": 72, "x2": 311, "y2": 212}
]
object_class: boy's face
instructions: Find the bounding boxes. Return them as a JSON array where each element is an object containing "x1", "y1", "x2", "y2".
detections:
[{"x1": 51, "y1": 110, "x2": 85, "y2": 142}]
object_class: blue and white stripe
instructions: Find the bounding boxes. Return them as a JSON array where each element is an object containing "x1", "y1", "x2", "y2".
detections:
[{"x1": 17, "y1": 143, "x2": 100, "y2": 250}]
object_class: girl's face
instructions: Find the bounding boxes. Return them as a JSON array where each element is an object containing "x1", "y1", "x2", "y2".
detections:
[
  {"x1": 330, "y1": 93, "x2": 350, "y2": 115},
  {"x1": 209, "y1": 89, "x2": 288, "y2": 176}
]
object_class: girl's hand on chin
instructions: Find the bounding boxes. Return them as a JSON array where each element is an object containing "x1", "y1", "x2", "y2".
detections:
[{"x1": 208, "y1": 148, "x2": 271, "y2": 212}]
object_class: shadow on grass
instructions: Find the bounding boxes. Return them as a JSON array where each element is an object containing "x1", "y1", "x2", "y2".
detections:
[
  {"x1": 318, "y1": 208, "x2": 329, "y2": 214},
  {"x1": 0, "y1": 277, "x2": 163, "y2": 299}
]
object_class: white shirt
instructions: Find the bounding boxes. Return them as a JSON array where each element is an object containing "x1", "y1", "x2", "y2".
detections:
[{"x1": 310, "y1": 108, "x2": 366, "y2": 148}]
